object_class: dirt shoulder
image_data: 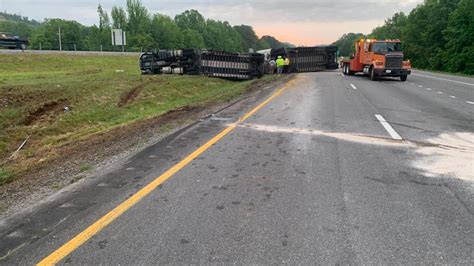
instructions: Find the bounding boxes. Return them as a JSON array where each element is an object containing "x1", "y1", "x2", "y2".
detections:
[{"x1": 0, "y1": 75, "x2": 294, "y2": 219}]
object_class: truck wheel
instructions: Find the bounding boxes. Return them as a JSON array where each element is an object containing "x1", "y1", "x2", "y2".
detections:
[
  {"x1": 400, "y1": 75, "x2": 407, "y2": 82},
  {"x1": 20, "y1": 43, "x2": 27, "y2": 50},
  {"x1": 369, "y1": 67, "x2": 377, "y2": 81}
]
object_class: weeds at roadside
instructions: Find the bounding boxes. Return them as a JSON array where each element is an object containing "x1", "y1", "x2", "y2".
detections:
[
  {"x1": 79, "y1": 163, "x2": 92, "y2": 172},
  {"x1": 0, "y1": 167, "x2": 15, "y2": 185}
]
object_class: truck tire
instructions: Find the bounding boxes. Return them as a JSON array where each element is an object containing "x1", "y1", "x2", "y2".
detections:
[
  {"x1": 400, "y1": 75, "x2": 407, "y2": 82},
  {"x1": 369, "y1": 67, "x2": 377, "y2": 81},
  {"x1": 20, "y1": 43, "x2": 27, "y2": 50}
]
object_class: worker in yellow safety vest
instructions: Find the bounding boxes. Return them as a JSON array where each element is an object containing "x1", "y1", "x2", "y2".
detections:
[
  {"x1": 276, "y1": 56, "x2": 285, "y2": 75},
  {"x1": 284, "y1": 57, "x2": 290, "y2": 73}
]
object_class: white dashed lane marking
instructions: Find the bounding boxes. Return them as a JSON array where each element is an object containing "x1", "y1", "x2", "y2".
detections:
[
  {"x1": 375, "y1": 114, "x2": 403, "y2": 140},
  {"x1": 466, "y1": 101, "x2": 474, "y2": 105},
  {"x1": 437, "y1": 92, "x2": 444, "y2": 94},
  {"x1": 350, "y1": 83, "x2": 357, "y2": 90},
  {"x1": 450, "y1": 96, "x2": 456, "y2": 99}
]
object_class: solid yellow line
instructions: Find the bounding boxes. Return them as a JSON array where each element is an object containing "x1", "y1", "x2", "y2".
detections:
[{"x1": 37, "y1": 79, "x2": 293, "y2": 266}]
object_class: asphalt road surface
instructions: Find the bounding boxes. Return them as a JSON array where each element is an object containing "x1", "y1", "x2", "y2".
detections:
[{"x1": 1, "y1": 70, "x2": 473, "y2": 264}]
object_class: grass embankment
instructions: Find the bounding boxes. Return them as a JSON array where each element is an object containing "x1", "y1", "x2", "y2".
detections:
[{"x1": 0, "y1": 53, "x2": 275, "y2": 185}]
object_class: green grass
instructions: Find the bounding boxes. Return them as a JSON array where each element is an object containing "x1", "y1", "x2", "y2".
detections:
[
  {"x1": 0, "y1": 167, "x2": 14, "y2": 185},
  {"x1": 79, "y1": 163, "x2": 92, "y2": 172},
  {"x1": 0, "y1": 53, "x2": 271, "y2": 184}
]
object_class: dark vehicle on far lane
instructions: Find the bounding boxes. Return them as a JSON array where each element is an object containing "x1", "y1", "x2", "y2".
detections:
[{"x1": 0, "y1": 32, "x2": 29, "y2": 50}]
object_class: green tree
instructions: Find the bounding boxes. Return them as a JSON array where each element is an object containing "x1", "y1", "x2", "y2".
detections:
[
  {"x1": 234, "y1": 25, "x2": 260, "y2": 51},
  {"x1": 443, "y1": 0, "x2": 474, "y2": 74},
  {"x1": 150, "y1": 14, "x2": 184, "y2": 49},
  {"x1": 174, "y1": 10, "x2": 206, "y2": 33},
  {"x1": 259, "y1": 35, "x2": 283, "y2": 49},
  {"x1": 370, "y1": 12, "x2": 407, "y2": 40},
  {"x1": 126, "y1": 0, "x2": 150, "y2": 35},
  {"x1": 30, "y1": 26, "x2": 52, "y2": 49},
  {"x1": 129, "y1": 33, "x2": 154, "y2": 51},
  {"x1": 204, "y1": 19, "x2": 243, "y2": 51},
  {"x1": 97, "y1": 4, "x2": 110, "y2": 30},
  {"x1": 111, "y1": 6, "x2": 127, "y2": 29},
  {"x1": 331, "y1": 33, "x2": 365, "y2": 57},
  {"x1": 30, "y1": 19, "x2": 85, "y2": 50},
  {"x1": 181, "y1": 28, "x2": 205, "y2": 48},
  {"x1": 403, "y1": 0, "x2": 461, "y2": 69},
  {"x1": 0, "y1": 21, "x2": 34, "y2": 38}
]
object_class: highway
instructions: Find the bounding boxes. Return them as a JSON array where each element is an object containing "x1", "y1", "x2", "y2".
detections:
[{"x1": 0, "y1": 70, "x2": 473, "y2": 264}]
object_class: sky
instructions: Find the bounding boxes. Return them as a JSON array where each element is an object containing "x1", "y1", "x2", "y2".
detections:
[{"x1": 1, "y1": 0, "x2": 424, "y2": 45}]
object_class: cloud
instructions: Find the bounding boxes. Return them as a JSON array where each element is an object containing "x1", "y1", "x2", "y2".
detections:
[
  {"x1": 4, "y1": 0, "x2": 423, "y2": 44},
  {"x1": 145, "y1": 0, "x2": 422, "y2": 24}
]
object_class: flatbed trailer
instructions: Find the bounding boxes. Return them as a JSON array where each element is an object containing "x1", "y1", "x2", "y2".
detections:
[
  {"x1": 270, "y1": 46, "x2": 338, "y2": 73},
  {"x1": 140, "y1": 49, "x2": 264, "y2": 80}
]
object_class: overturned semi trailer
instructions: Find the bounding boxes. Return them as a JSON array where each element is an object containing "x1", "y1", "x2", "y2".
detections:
[
  {"x1": 140, "y1": 49, "x2": 265, "y2": 80},
  {"x1": 270, "y1": 46, "x2": 338, "y2": 73}
]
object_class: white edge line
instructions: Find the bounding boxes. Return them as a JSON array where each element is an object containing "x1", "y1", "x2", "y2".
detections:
[
  {"x1": 375, "y1": 114, "x2": 403, "y2": 140},
  {"x1": 350, "y1": 83, "x2": 357, "y2": 90},
  {"x1": 412, "y1": 73, "x2": 474, "y2": 87}
]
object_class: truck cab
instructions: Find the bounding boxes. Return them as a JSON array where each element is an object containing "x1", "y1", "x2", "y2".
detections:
[{"x1": 342, "y1": 39, "x2": 411, "y2": 81}]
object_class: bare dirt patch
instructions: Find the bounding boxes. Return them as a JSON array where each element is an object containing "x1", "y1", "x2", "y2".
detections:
[
  {"x1": 117, "y1": 81, "x2": 153, "y2": 107},
  {"x1": 22, "y1": 99, "x2": 69, "y2": 126},
  {"x1": 0, "y1": 89, "x2": 52, "y2": 109}
]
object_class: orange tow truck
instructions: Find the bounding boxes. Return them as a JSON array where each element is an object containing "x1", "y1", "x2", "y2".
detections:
[{"x1": 341, "y1": 39, "x2": 411, "y2": 81}]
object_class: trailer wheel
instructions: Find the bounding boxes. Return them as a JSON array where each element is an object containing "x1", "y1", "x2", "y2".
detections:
[
  {"x1": 400, "y1": 75, "x2": 407, "y2": 82},
  {"x1": 369, "y1": 67, "x2": 377, "y2": 81}
]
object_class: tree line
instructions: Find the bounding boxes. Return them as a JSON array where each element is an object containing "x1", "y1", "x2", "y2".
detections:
[
  {"x1": 332, "y1": 0, "x2": 473, "y2": 75},
  {"x1": 0, "y1": 0, "x2": 289, "y2": 52}
]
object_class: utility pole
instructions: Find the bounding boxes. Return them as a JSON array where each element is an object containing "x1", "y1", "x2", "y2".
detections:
[
  {"x1": 58, "y1": 26, "x2": 62, "y2": 51},
  {"x1": 122, "y1": 30, "x2": 125, "y2": 53}
]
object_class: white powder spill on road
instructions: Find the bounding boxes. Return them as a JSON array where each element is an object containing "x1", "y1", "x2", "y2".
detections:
[
  {"x1": 237, "y1": 123, "x2": 474, "y2": 183},
  {"x1": 238, "y1": 123, "x2": 414, "y2": 147},
  {"x1": 412, "y1": 132, "x2": 474, "y2": 182}
]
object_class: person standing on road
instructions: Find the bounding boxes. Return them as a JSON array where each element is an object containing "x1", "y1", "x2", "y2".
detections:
[
  {"x1": 268, "y1": 58, "x2": 276, "y2": 74},
  {"x1": 276, "y1": 56, "x2": 285, "y2": 75},
  {"x1": 284, "y1": 56, "x2": 290, "y2": 73}
]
